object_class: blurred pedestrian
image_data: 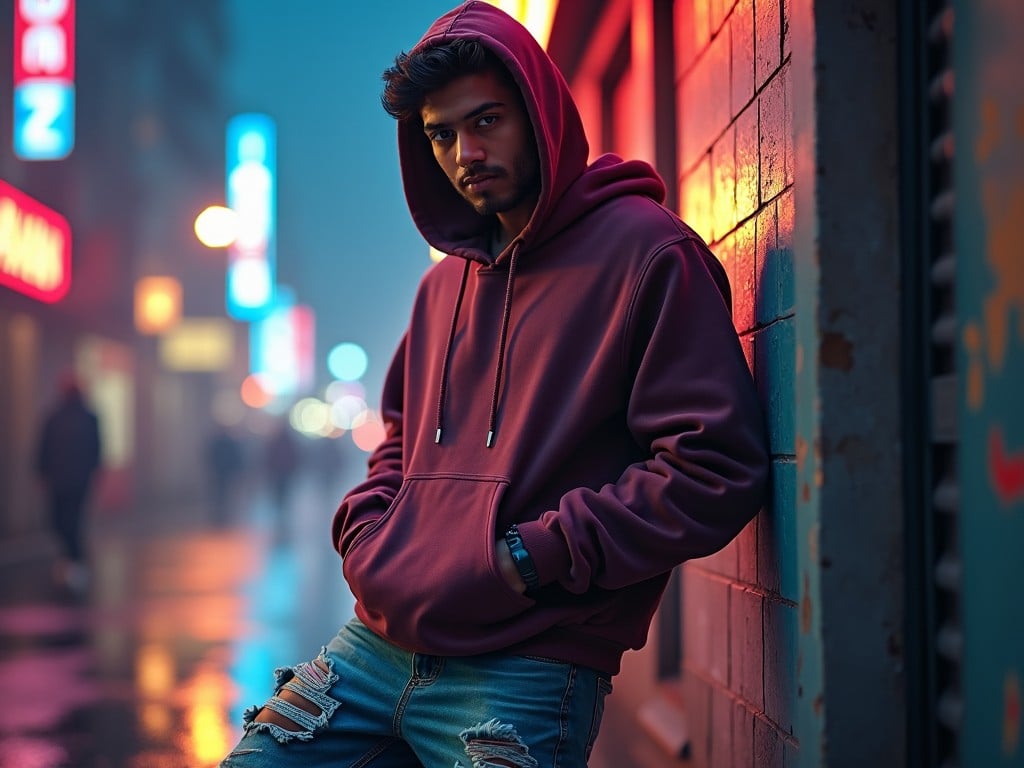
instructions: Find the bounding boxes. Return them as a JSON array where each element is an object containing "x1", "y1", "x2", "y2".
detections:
[
  {"x1": 221, "y1": 3, "x2": 769, "y2": 766},
  {"x1": 205, "y1": 425, "x2": 245, "y2": 526},
  {"x1": 264, "y1": 421, "x2": 299, "y2": 514},
  {"x1": 35, "y1": 372, "x2": 102, "y2": 594}
]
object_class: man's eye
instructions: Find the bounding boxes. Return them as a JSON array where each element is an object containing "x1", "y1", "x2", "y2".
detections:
[
  {"x1": 430, "y1": 129, "x2": 454, "y2": 142},
  {"x1": 478, "y1": 115, "x2": 498, "y2": 127}
]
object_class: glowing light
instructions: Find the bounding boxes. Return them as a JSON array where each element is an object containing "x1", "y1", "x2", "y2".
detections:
[
  {"x1": 159, "y1": 318, "x2": 234, "y2": 372},
  {"x1": 352, "y1": 410, "x2": 387, "y2": 452},
  {"x1": 290, "y1": 397, "x2": 331, "y2": 436},
  {"x1": 325, "y1": 379, "x2": 366, "y2": 403},
  {"x1": 136, "y1": 643, "x2": 175, "y2": 697},
  {"x1": 429, "y1": 246, "x2": 447, "y2": 263},
  {"x1": 231, "y1": 257, "x2": 272, "y2": 309},
  {"x1": 240, "y1": 374, "x2": 273, "y2": 409},
  {"x1": 0, "y1": 180, "x2": 72, "y2": 302},
  {"x1": 330, "y1": 394, "x2": 367, "y2": 430},
  {"x1": 226, "y1": 113, "x2": 276, "y2": 319},
  {"x1": 327, "y1": 342, "x2": 368, "y2": 381},
  {"x1": 134, "y1": 276, "x2": 182, "y2": 335},
  {"x1": 194, "y1": 205, "x2": 238, "y2": 248},
  {"x1": 484, "y1": 0, "x2": 556, "y2": 47},
  {"x1": 13, "y1": 0, "x2": 76, "y2": 160}
]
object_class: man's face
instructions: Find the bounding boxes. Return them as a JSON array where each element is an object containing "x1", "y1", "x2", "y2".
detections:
[{"x1": 420, "y1": 69, "x2": 540, "y2": 237}]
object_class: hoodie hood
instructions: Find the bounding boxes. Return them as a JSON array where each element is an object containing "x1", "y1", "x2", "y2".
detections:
[{"x1": 398, "y1": 1, "x2": 665, "y2": 262}]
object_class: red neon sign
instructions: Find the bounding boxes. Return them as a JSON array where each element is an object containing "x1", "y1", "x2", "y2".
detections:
[
  {"x1": 14, "y1": 0, "x2": 75, "y2": 83},
  {"x1": 0, "y1": 180, "x2": 72, "y2": 302}
]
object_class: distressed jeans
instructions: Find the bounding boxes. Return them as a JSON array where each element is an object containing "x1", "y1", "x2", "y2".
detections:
[{"x1": 220, "y1": 618, "x2": 612, "y2": 767}]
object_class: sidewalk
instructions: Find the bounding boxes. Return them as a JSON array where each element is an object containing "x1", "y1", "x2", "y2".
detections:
[{"x1": 0, "y1": 470, "x2": 354, "y2": 768}]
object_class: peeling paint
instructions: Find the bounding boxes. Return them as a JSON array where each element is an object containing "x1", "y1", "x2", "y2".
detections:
[
  {"x1": 990, "y1": 426, "x2": 1024, "y2": 506},
  {"x1": 820, "y1": 331, "x2": 853, "y2": 371}
]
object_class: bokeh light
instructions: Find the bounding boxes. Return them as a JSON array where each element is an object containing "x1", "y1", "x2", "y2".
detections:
[
  {"x1": 239, "y1": 374, "x2": 273, "y2": 409},
  {"x1": 352, "y1": 409, "x2": 386, "y2": 452},
  {"x1": 289, "y1": 397, "x2": 331, "y2": 436},
  {"x1": 193, "y1": 205, "x2": 238, "y2": 248},
  {"x1": 327, "y1": 342, "x2": 368, "y2": 382},
  {"x1": 330, "y1": 395, "x2": 367, "y2": 430}
]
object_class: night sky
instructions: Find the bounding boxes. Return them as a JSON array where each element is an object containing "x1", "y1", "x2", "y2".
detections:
[{"x1": 224, "y1": 1, "x2": 458, "y2": 403}]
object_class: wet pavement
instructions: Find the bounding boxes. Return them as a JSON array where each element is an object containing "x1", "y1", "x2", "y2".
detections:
[{"x1": 0, "y1": 472, "x2": 355, "y2": 768}]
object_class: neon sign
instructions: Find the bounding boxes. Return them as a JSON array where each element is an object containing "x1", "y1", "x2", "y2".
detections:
[
  {"x1": 225, "y1": 113, "x2": 276, "y2": 320},
  {"x1": 0, "y1": 180, "x2": 71, "y2": 302},
  {"x1": 13, "y1": 0, "x2": 76, "y2": 160}
]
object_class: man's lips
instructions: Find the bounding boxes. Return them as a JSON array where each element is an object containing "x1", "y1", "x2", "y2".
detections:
[{"x1": 460, "y1": 171, "x2": 502, "y2": 188}]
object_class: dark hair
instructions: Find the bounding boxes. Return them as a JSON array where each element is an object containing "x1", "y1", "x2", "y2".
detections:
[{"x1": 381, "y1": 39, "x2": 516, "y2": 121}]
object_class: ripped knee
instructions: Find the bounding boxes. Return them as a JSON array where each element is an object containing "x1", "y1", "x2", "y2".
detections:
[
  {"x1": 241, "y1": 651, "x2": 340, "y2": 744},
  {"x1": 459, "y1": 719, "x2": 539, "y2": 767}
]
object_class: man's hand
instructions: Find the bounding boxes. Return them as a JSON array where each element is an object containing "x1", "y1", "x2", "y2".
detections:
[{"x1": 496, "y1": 538, "x2": 527, "y2": 594}]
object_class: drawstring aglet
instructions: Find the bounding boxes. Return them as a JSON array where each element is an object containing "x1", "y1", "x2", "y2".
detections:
[
  {"x1": 486, "y1": 430, "x2": 495, "y2": 448},
  {"x1": 435, "y1": 428, "x2": 442, "y2": 444}
]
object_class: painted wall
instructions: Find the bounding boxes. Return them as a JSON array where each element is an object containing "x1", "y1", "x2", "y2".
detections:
[{"x1": 953, "y1": 1, "x2": 1024, "y2": 764}]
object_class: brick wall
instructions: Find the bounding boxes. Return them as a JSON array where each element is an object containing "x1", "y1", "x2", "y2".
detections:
[{"x1": 675, "y1": 0, "x2": 797, "y2": 765}]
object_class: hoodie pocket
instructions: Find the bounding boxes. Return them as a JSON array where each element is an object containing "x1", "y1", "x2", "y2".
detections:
[{"x1": 342, "y1": 475, "x2": 533, "y2": 630}]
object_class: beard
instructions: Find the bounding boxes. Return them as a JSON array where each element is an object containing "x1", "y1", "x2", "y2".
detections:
[{"x1": 458, "y1": 150, "x2": 540, "y2": 217}]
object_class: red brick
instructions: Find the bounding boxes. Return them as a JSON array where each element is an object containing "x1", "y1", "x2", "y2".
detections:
[
  {"x1": 732, "y1": 217, "x2": 756, "y2": 334},
  {"x1": 734, "y1": 701, "x2": 756, "y2": 767},
  {"x1": 755, "y1": 715, "x2": 785, "y2": 768},
  {"x1": 759, "y1": 73, "x2": 787, "y2": 202},
  {"x1": 710, "y1": 686, "x2": 735, "y2": 766},
  {"x1": 731, "y1": 0, "x2": 756, "y2": 117},
  {"x1": 737, "y1": 512, "x2": 759, "y2": 584},
  {"x1": 755, "y1": 199, "x2": 779, "y2": 323},
  {"x1": 778, "y1": 187, "x2": 795, "y2": 249},
  {"x1": 736, "y1": 103, "x2": 759, "y2": 220},
  {"x1": 729, "y1": 585, "x2": 764, "y2": 707},
  {"x1": 711, "y1": 127, "x2": 737, "y2": 241},
  {"x1": 784, "y1": 63, "x2": 794, "y2": 186},
  {"x1": 755, "y1": 0, "x2": 781, "y2": 89},
  {"x1": 681, "y1": 673, "x2": 712, "y2": 767},
  {"x1": 764, "y1": 599, "x2": 797, "y2": 736},
  {"x1": 782, "y1": 0, "x2": 792, "y2": 62},
  {"x1": 682, "y1": 568, "x2": 730, "y2": 687},
  {"x1": 680, "y1": 155, "x2": 713, "y2": 243}
]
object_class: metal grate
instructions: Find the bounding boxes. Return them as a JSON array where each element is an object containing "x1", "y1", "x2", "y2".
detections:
[{"x1": 925, "y1": 4, "x2": 962, "y2": 767}]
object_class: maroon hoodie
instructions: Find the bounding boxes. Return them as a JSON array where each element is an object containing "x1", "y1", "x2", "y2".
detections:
[{"x1": 332, "y1": 1, "x2": 769, "y2": 675}]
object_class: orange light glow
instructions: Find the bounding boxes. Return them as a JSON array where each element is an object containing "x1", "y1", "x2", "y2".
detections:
[
  {"x1": 134, "y1": 277, "x2": 182, "y2": 335},
  {"x1": 240, "y1": 374, "x2": 274, "y2": 409}
]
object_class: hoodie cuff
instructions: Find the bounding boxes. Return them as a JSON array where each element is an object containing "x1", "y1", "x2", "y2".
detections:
[{"x1": 516, "y1": 520, "x2": 571, "y2": 588}]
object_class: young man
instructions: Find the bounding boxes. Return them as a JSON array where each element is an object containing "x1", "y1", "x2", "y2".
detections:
[{"x1": 221, "y1": 3, "x2": 768, "y2": 766}]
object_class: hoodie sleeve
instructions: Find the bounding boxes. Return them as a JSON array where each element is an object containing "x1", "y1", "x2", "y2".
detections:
[
  {"x1": 332, "y1": 335, "x2": 407, "y2": 558},
  {"x1": 517, "y1": 238, "x2": 770, "y2": 592}
]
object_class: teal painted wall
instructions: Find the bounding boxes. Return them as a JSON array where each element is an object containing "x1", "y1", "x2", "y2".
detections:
[{"x1": 954, "y1": 2, "x2": 1024, "y2": 764}]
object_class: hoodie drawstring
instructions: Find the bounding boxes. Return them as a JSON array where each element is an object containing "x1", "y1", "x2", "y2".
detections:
[
  {"x1": 487, "y1": 243, "x2": 519, "y2": 447},
  {"x1": 434, "y1": 243, "x2": 520, "y2": 448},
  {"x1": 435, "y1": 258, "x2": 470, "y2": 444}
]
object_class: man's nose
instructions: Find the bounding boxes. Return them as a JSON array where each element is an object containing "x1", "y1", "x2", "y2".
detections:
[{"x1": 456, "y1": 134, "x2": 485, "y2": 167}]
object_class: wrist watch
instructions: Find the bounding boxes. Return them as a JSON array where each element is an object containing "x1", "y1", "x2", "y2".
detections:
[{"x1": 504, "y1": 524, "x2": 540, "y2": 592}]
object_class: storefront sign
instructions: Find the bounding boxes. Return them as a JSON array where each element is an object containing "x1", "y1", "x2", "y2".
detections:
[
  {"x1": 13, "y1": 0, "x2": 76, "y2": 160},
  {"x1": 0, "y1": 180, "x2": 71, "y2": 302}
]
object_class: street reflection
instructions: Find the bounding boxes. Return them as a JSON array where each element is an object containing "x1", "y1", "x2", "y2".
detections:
[{"x1": 0, "y1": 475, "x2": 352, "y2": 767}]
